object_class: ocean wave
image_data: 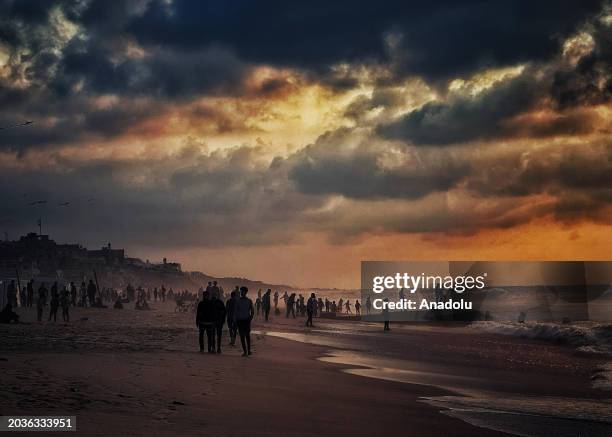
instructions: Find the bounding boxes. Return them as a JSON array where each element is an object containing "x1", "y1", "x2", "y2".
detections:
[{"x1": 469, "y1": 321, "x2": 612, "y2": 357}]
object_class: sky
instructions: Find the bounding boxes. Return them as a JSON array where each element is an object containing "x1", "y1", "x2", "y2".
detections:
[{"x1": 0, "y1": 0, "x2": 610, "y2": 288}]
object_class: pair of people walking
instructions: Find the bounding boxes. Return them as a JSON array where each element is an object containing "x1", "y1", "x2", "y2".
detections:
[{"x1": 196, "y1": 286, "x2": 254, "y2": 356}]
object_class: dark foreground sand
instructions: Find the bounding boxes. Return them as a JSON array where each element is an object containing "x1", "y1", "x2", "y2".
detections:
[{"x1": 1, "y1": 304, "x2": 609, "y2": 436}]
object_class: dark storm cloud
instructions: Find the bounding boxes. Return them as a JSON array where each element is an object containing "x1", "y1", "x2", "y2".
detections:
[
  {"x1": 0, "y1": 0, "x2": 608, "y2": 152},
  {"x1": 52, "y1": 41, "x2": 249, "y2": 98},
  {"x1": 288, "y1": 129, "x2": 468, "y2": 199},
  {"x1": 0, "y1": 146, "x2": 323, "y2": 248},
  {"x1": 377, "y1": 54, "x2": 609, "y2": 146},
  {"x1": 0, "y1": 96, "x2": 164, "y2": 150},
  {"x1": 377, "y1": 71, "x2": 543, "y2": 145},
  {"x1": 127, "y1": 0, "x2": 604, "y2": 82},
  {"x1": 551, "y1": 21, "x2": 612, "y2": 109},
  {"x1": 466, "y1": 142, "x2": 612, "y2": 198},
  {"x1": 0, "y1": 0, "x2": 610, "y2": 246}
]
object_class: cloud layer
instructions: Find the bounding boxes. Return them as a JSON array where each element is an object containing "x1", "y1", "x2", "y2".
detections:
[{"x1": 0, "y1": 0, "x2": 610, "y2": 285}]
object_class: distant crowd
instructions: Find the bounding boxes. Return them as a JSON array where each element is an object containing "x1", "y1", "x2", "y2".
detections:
[{"x1": 0, "y1": 278, "x2": 374, "y2": 352}]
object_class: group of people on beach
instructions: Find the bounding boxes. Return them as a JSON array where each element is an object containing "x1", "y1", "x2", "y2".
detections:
[
  {"x1": 271, "y1": 292, "x2": 368, "y2": 320},
  {"x1": 1, "y1": 276, "x2": 383, "y2": 340},
  {"x1": 196, "y1": 285, "x2": 255, "y2": 356},
  {"x1": 0, "y1": 278, "x2": 102, "y2": 323}
]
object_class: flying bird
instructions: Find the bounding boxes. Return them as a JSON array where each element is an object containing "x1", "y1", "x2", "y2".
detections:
[
  {"x1": 27, "y1": 200, "x2": 46, "y2": 206},
  {"x1": 59, "y1": 202, "x2": 71, "y2": 207},
  {"x1": 0, "y1": 121, "x2": 34, "y2": 130}
]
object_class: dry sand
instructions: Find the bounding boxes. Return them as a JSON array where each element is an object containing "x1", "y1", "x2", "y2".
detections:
[{"x1": 1, "y1": 303, "x2": 609, "y2": 436}]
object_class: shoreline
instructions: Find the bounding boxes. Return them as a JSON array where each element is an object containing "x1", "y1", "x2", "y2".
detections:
[{"x1": 1, "y1": 304, "x2": 610, "y2": 436}]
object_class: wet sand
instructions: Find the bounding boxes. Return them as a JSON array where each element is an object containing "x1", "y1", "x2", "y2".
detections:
[{"x1": 1, "y1": 304, "x2": 609, "y2": 436}]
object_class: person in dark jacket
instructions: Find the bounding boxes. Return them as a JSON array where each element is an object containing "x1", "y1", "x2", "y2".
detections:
[
  {"x1": 196, "y1": 291, "x2": 215, "y2": 353},
  {"x1": 36, "y1": 283, "x2": 47, "y2": 321},
  {"x1": 60, "y1": 285, "x2": 70, "y2": 322},
  {"x1": 87, "y1": 280, "x2": 97, "y2": 307},
  {"x1": 306, "y1": 293, "x2": 317, "y2": 327},
  {"x1": 49, "y1": 282, "x2": 59, "y2": 322},
  {"x1": 226, "y1": 291, "x2": 238, "y2": 345},
  {"x1": 262, "y1": 289, "x2": 271, "y2": 321},
  {"x1": 70, "y1": 282, "x2": 77, "y2": 307},
  {"x1": 234, "y1": 287, "x2": 255, "y2": 356},
  {"x1": 212, "y1": 294, "x2": 227, "y2": 353},
  {"x1": 26, "y1": 280, "x2": 34, "y2": 308}
]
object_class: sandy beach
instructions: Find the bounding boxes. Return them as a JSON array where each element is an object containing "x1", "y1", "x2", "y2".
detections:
[{"x1": 1, "y1": 303, "x2": 610, "y2": 436}]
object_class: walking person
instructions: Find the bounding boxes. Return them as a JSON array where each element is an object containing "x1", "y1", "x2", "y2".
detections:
[
  {"x1": 286, "y1": 293, "x2": 296, "y2": 318},
  {"x1": 212, "y1": 293, "x2": 227, "y2": 353},
  {"x1": 262, "y1": 289, "x2": 271, "y2": 321},
  {"x1": 87, "y1": 279, "x2": 96, "y2": 307},
  {"x1": 80, "y1": 281, "x2": 87, "y2": 307},
  {"x1": 306, "y1": 293, "x2": 317, "y2": 327},
  {"x1": 36, "y1": 283, "x2": 47, "y2": 322},
  {"x1": 70, "y1": 282, "x2": 77, "y2": 307},
  {"x1": 383, "y1": 297, "x2": 390, "y2": 331},
  {"x1": 7, "y1": 280, "x2": 16, "y2": 308},
  {"x1": 61, "y1": 285, "x2": 70, "y2": 322},
  {"x1": 234, "y1": 286, "x2": 254, "y2": 356},
  {"x1": 27, "y1": 280, "x2": 34, "y2": 308},
  {"x1": 226, "y1": 290, "x2": 238, "y2": 346},
  {"x1": 196, "y1": 291, "x2": 215, "y2": 353},
  {"x1": 49, "y1": 282, "x2": 59, "y2": 322},
  {"x1": 255, "y1": 290, "x2": 261, "y2": 317}
]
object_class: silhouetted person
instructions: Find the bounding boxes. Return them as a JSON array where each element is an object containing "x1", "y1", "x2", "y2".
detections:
[
  {"x1": 212, "y1": 294, "x2": 227, "y2": 353},
  {"x1": 262, "y1": 289, "x2": 271, "y2": 321},
  {"x1": 87, "y1": 280, "x2": 96, "y2": 307},
  {"x1": 26, "y1": 280, "x2": 34, "y2": 308},
  {"x1": 210, "y1": 281, "x2": 220, "y2": 299},
  {"x1": 7, "y1": 280, "x2": 16, "y2": 307},
  {"x1": 235, "y1": 286, "x2": 254, "y2": 356},
  {"x1": 0, "y1": 303, "x2": 19, "y2": 323},
  {"x1": 355, "y1": 300, "x2": 361, "y2": 315},
  {"x1": 60, "y1": 286, "x2": 70, "y2": 322},
  {"x1": 226, "y1": 291, "x2": 238, "y2": 345},
  {"x1": 70, "y1": 282, "x2": 77, "y2": 306},
  {"x1": 255, "y1": 293, "x2": 261, "y2": 317},
  {"x1": 306, "y1": 293, "x2": 317, "y2": 327},
  {"x1": 36, "y1": 283, "x2": 47, "y2": 321},
  {"x1": 49, "y1": 282, "x2": 59, "y2": 322},
  {"x1": 196, "y1": 291, "x2": 215, "y2": 353},
  {"x1": 383, "y1": 298, "x2": 390, "y2": 331},
  {"x1": 286, "y1": 293, "x2": 296, "y2": 318},
  {"x1": 80, "y1": 281, "x2": 87, "y2": 307},
  {"x1": 273, "y1": 290, "x2": 279, "y2": 311},
  {"x1": 366, "y1": 296, "x2": 372, "y2": 315}
]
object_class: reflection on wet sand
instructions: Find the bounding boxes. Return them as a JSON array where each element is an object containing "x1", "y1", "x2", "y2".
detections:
[{"x1": 262, "y1": 327, "x2": 612, "y2": 437}]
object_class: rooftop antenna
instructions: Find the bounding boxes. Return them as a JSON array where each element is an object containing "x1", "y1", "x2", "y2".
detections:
[{"x1": 37, "y1": 218, "x2": 42, "y2": 235}]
